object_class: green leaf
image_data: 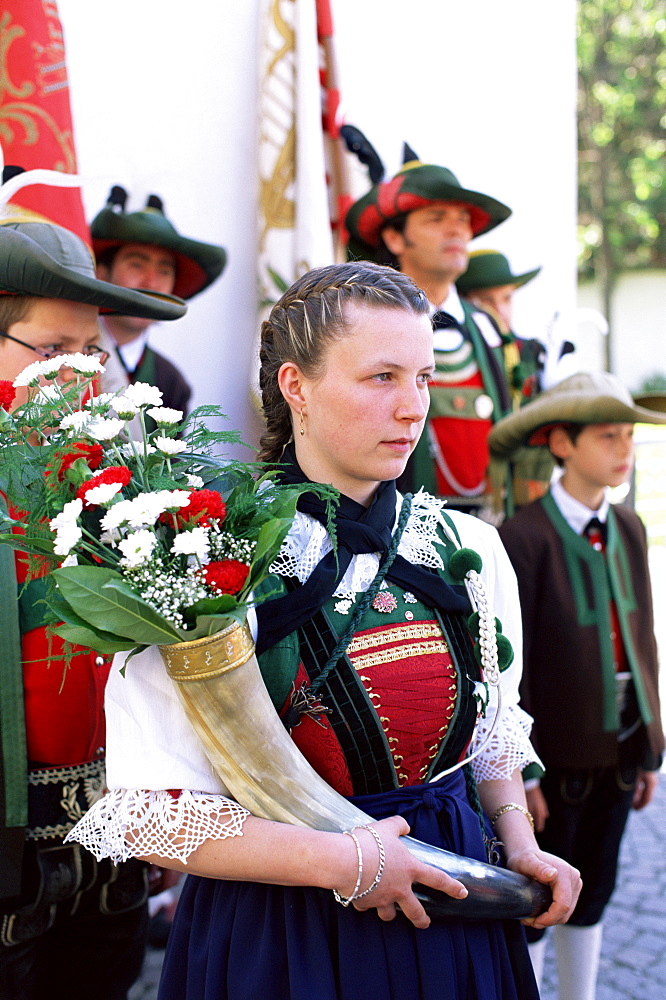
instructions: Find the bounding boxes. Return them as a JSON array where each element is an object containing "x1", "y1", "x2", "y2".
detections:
[
  {"x1": 186, "y1": 593, "x2": 239, "y2": 619},
  {"x1": 185, "y1": 608, "x2": 247, "y2": 640},
  {"x1": 48, "y1": 588, "x2": 135, "y2": 653},
  {"x1": 246, "y1": 516, "x2": 293, "y2": 588},
  {"x1": 0, "y1": 533, "x2": 56, "y2": 556},
  {"x1": 52, "y1": 566, "x2": 182, "y2": 645},
  {"x1": 51, "y1": 621, "x2": 132, "y2": 655}
]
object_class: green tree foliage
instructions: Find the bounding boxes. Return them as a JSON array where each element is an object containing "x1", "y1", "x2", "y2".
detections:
[{"x1": 578, "y1": 0, "x2": 666, "y2": 280}]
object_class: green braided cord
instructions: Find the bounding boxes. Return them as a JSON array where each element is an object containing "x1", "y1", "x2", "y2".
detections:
[
  {"x1": 310, "y1": 493, "x2": 413, "y2": 697},
  {"x1": 463, "y1": 762, "x2": 490, "y2": 843}
]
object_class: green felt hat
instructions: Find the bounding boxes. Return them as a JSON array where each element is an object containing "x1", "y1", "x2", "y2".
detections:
[
  {"x1": 456, "y1": 249, "x2": 541, "y2": 295},
  {"x1": 91, "y1": 187, "x2": 227, "y2": 300},
  {"x1": 345, "y1": 162, "x2": 511, "y2": 262},
  {"x1": 489, "y1": 371, "x2": 666, "y2": 458},
  {"x1": 0, "y1": 221, "x2": 187, "y2": 319}
]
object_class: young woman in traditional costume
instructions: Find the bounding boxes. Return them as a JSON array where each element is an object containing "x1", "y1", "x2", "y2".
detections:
[{"x1": 70, "y1": 262, "x2": 580, "y2": 1000}]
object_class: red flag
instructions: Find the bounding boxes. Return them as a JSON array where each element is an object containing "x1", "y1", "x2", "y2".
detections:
[{"x1": 0, "y1": 0, "x2": 88, "y2": 242}]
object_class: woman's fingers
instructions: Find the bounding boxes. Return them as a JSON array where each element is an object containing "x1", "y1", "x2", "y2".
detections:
[
  {"x1": 509, "y1": 850, "x2": 582, "y2": 928},
  {"x1": 349, "y1": 815, "x2": 468, "y2": 928}
]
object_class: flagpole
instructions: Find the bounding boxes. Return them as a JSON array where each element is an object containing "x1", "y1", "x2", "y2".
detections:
[{"x1": 316, "y1": 0, "x2": 351, "y2": 261}]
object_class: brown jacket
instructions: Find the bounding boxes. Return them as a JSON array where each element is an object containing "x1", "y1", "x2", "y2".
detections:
[{"x1": 499, "y1": 496, "x2": 663, "y2": 770}]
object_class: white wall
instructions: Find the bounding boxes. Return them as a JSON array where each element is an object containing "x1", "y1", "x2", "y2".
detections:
[
  {"x1": 578, "y1": 271, "x2": 666, "y2": 391},
  {"x1": 57, "y1": 0, "x2": 578, "y2": 454}
]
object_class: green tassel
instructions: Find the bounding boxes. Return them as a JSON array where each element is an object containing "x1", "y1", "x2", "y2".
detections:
[{"x1": 449, "y1": 547, "x2": 483, "y2": 580}]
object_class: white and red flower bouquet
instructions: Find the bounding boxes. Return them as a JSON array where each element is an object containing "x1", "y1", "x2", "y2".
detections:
[{"x1": 0, "y1": 355, "x2": 328, "y2": 659}]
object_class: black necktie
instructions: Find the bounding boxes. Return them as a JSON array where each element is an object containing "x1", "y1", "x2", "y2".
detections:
[{"x1": 584, "y1": 516, "x2": 607, "y2": 549}]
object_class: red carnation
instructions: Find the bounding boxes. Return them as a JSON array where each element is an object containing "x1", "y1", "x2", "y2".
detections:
[
  {"x1": 0, "y1": 380, "x2": 16, "y2": 411},
  {"x1": 77, "y1": 465, "x2": 133, "y2": 506},
  {"x1": 202, "y1": 559, "x2": 250, "y2": 596},
  {"x1": 166, "y1": 489, "x2": 226, "y2": 528},
  {"x1": 48, "y1": 442, "x2": 105, "y2": 484}
]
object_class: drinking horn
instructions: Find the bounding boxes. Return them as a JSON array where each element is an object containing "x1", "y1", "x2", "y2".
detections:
[{"x1": 158, "y1": 620, "x2": 552, "y2": 920}]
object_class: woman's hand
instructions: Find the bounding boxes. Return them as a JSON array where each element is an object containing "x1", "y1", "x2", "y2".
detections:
[
  {"x1": 343, "y1": 816, "x2": 469, "y2": 929},
  {"x1": 503, "y1": 846, "x2": 582, "y2": 929}
]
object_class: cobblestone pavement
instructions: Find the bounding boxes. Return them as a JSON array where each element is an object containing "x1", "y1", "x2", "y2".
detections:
[
  {"x1": 129, "y1": 772, "x2": 666, "y2": 1000},
  {"x1": 539, "y1": 770, "x2": 666, "y2": 1000}
]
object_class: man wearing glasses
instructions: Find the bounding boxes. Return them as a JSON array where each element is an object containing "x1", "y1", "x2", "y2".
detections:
[{"x1": 0, "y1": 219, "x2": 184, "y2": 1000}]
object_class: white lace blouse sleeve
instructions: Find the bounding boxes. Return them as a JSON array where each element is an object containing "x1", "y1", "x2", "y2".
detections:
[
  {"x1": 66, "y1": 645, "x2": 250, "y2": 863},
  {"x1": 444, "y1": 510, "x2": 542, "y2": 782}
]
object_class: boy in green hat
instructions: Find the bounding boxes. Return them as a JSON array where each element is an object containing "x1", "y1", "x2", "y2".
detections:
[
  {"x1": 491, "y1": 371, "x2": 665, "y2": 999},
  {"x1": 92, "y1": 185, "x2": 226, "y2": 416},
  {"x1": 456, "y1": 248, "x2": 541, "y2": 333},
  {"x1": 0, "y1": 218, "x2": 184, "y2": 999},
  {"x1": 457, "y1": 248, "x2": 563, "y2": 510},
  {"x1": 346, "y1": 161, "x2": 520, "y2": 513}
]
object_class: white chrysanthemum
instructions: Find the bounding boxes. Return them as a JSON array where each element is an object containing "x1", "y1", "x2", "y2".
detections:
[
  {"x1": 154, "y1": 436, "x2": 186, "y2": 456},
  {"x1": 171, "y1": 526, "x2": 210, "y2": 561},
  {"x1": 125, "y1": 493, "x2": 172, "y2": 528},
  {"x1": 119, "y1": 441, "x2": 156, "y2": 457},
  {"x1": 147, "y1": 406, "x2": 183, "y2": 425},
  {"x1": 33, "y1": 385, "x2": 61, "y2": 404},
  {"x1": 100, "y1": 527, "x2": 121, "y2": 545},
  {"x1": 59, "y1": 553, "x2": 79, "y2": 568},
  {"x1": 158, "y1": 489, "x2": 192, "y2": 511},
  {"x1": 60, "y1": 410, "x2": 92, "y2": 433},
  {"x1": 53, "y1": 522, "x2": 82, "y2": 556},
  {"x1": 112, "y1": 395, "x2": 139, "y2": 419},
  {"x1": 49, "y1": 498, "x2": 83, "y2": 533},
  {"x1": 186, "y1": 474, "x2": 204, "y2": 489},
  {"x1": 67, "y1": 354, "x2": 105, "y2": 376},
  {"x1": 121, "y1": 382, "x2": 163, "y2": 408},
  {"x1": 118, "y1": 529, "x2": 158, "y2": 568},
  {"x1": 86, "y1": 417, "x2": 125, "y2": 441},
  {"x1": 39, "y1": 356, "x2": 75, "y2": 380},
  {"x1": 85, "y1": 392, "x2": 117, "y2": 409},
  {"x1": 100, "y1": 499, "x2": 136, "y2": 532},
  {"x1": 13, "y1": 360, "x2": 47, "y2": 387},
  {"x1": 83, "y1": 482, "x2": 125, "y2": 506}
]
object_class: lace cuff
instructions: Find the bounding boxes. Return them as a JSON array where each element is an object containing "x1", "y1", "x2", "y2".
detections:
[
  {"x1": 65, "y1": 788, "x2": 250, "y2": 865},
  {"x1": 470, "y1": 704, "x2": 542, "y2": 783}
]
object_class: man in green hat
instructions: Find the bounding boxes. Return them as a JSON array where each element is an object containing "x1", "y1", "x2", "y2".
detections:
[
  {"x1": 92, "y1": 186, "x2": 227, "y2": 416},
  {"x1": 0, "y1": 218, "x2": 185, "y2": 999},
  {"x1": 346, "y1": 161, "x2": 514, "y2": 512},
  {"x1": 491, "y1": 371, "x2": 665, "y2": 999}
]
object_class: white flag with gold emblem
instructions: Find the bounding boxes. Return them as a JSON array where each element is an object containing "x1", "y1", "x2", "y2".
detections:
[{"x1": 253, "y1": 0, "x2": 336, "y2": 403}]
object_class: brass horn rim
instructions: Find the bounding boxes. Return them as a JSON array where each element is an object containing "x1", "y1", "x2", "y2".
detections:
[{"x1": 159, "y1": 620, "x2": 254, "y2": 681}]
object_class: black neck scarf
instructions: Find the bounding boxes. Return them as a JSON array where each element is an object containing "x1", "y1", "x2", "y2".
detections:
[
  {"x1": 431, "y1": 310, "x2": 469, "y2": 337},
  {"x1": 254, "y1": 446, "x2": 470, "y2": 656}
]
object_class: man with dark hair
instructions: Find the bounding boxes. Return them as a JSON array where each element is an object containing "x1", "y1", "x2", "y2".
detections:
[
  {"x1": 92, "y1": 186, "x2": 227, "y2": 415},
  {"x1": 346, "y1": 161, "x2": 518, "y2": 513}
]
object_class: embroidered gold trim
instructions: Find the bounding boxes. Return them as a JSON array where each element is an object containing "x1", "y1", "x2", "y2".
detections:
[
  {"x1": 347, "y1": 622, "x2": 442, "y2": 654},
  {"x1": 28, "y1": 759, "x2": 105, "y2": 786},
  {"x1": 349, "y1": 639, "x2": 450, "y2": 672}
]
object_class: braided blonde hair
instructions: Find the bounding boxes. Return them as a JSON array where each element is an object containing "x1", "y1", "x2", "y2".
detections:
[{"x1": 258, "y1": 261, "x2": 429, "y2": 465}]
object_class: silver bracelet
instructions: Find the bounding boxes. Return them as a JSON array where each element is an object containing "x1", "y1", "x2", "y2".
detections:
[
  {"x1": 351, "y1": 824, "x2": 386, "y2": 901},
  {"x1": 332, "y1": 830, "x2": 363, "y2": 906}
]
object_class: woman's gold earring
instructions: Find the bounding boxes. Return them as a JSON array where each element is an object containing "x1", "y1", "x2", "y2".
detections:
[{"x1": 299, "y1": 411, "x2": 305, "y2": 436}]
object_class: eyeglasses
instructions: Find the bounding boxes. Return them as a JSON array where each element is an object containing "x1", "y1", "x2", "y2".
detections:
[{"x1": 0, "y1": 330, "x2": 109, "y2": 364}]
